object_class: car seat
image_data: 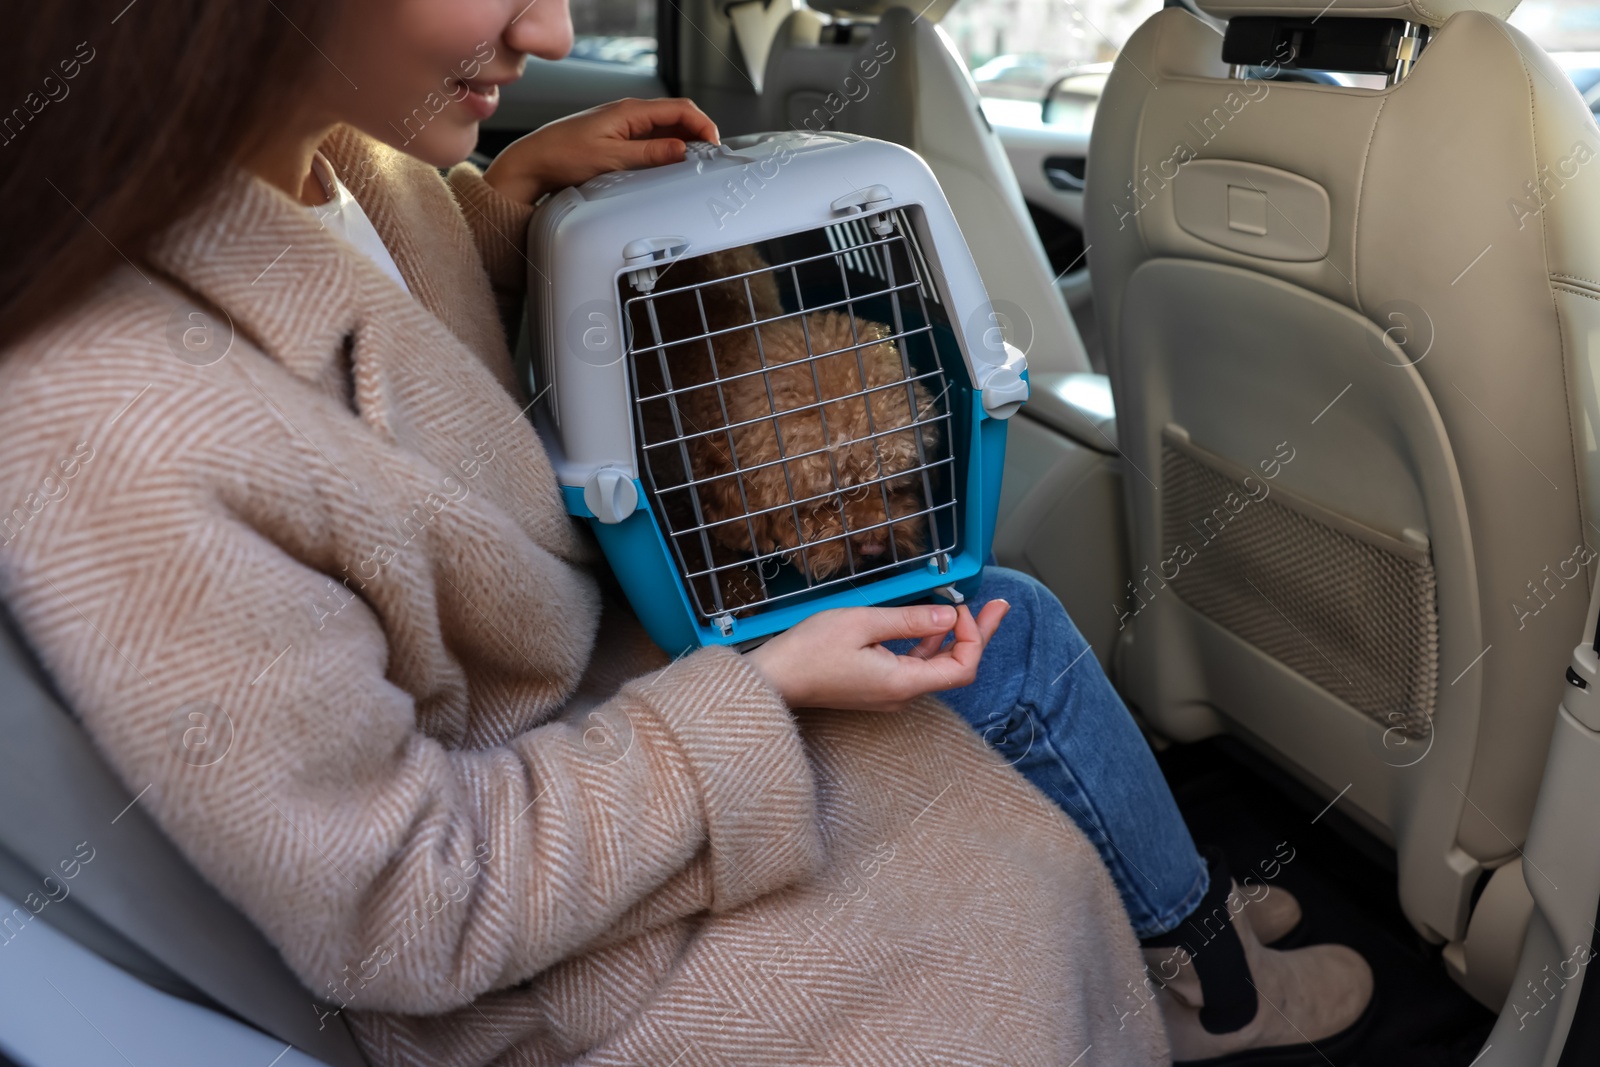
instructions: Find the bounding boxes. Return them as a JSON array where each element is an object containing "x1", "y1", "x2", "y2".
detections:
[
  {"x1": 1085, "y1": 0, "x2": 1600, "y2": 945},
  {"x1": 761, "y1": 4, "x2": 1097, "y2": 379},
  {"x1": 0, "y1": 603, "x2": 366, "y2": 1065}
]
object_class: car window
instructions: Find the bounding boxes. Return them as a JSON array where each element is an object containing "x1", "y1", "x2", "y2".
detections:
[
  {"x1": 992, "y1": 65, "x2": 1043, "y2": 85},
  {"x1": 1510, "y1": 0, "x2": 1600, "y2": 54},
  {"x1": 952, "y1": 0, "x2": 1600, "y2": 130},
  {"x1": 570, "y1": 0, "x2": 657, "y2": 68},
  {"x1": 1510, "y1": 1, "x2": 1600, "y2": 113},
  {"x1": 946, "y1": 0, "x2": 1163, "y2": 127}
]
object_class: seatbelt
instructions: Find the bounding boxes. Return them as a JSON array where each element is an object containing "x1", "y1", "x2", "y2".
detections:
[
  {"x1": 0, "y1": 607, "x2": 367, "y2": 1067},
  {"x1": 726, "y1": 0, "x2": 801, "y2": 93}
]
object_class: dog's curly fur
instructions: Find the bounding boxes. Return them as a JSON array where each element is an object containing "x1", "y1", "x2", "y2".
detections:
[{"x1": 633, "y1": 245, "x2": 942, "y2": 610}]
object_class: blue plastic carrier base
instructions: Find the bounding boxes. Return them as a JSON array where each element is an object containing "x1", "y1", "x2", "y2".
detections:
[
  {"x1": 527, "y1": 131, "x2": 1030, "y2": 657},
  {"x1": 561, "y1": 388, "x2": 1010, "y2": 655}
]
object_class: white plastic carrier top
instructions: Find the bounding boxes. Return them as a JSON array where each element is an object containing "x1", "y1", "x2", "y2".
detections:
[{"x1": 526, "y1": 129, "x2": 1029, "y2": 492}]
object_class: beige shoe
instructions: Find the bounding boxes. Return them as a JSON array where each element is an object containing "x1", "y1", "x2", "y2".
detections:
[
  {"x1": 1143, "y1": 879, "x2": 1373, "y2": 1066},
  {"x1": 1240, "y1": 883, "x2": 1302, "y2": 946}
]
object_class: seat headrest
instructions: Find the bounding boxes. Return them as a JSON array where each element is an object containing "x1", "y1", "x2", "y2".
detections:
[
  {"x1": 1193, "y1": 0, "x2": 1517, "y2": 28},
  {"x1": 807, "y1": 0, "x2": 960, "y2": 20}
]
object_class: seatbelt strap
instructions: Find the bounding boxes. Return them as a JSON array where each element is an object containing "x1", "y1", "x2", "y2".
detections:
[
  {"x1": 727, "y1": 0, "x2": 800, "y2": 93},
  {"x1": 0, "y1": 609, "x2": 367, "y2": 1067}
]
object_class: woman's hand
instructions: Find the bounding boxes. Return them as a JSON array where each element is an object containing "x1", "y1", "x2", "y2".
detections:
[
  {"x1": 746, "y1": 601, "x2": 1010, "y2": 713},
  {"x1": 482, "y1": 97, "x2": 720, "y2": 205}
]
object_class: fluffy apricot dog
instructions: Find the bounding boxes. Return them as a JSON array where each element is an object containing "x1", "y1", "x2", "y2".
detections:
[{"x1": 632, "y1": 245, "x2": 942, "y2": 610}]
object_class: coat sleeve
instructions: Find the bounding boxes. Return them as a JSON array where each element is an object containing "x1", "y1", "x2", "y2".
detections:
[
  {"x1": 0, "y1": 380, "x2": 822, "y2": 1016},
  {"x1": 446, "y1": 163, "x2": 535, "y2": 328}
]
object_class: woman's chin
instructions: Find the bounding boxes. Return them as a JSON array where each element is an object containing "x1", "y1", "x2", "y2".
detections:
[{"x1": 387, "y1": 120, "x2": 482, "y2": 169}]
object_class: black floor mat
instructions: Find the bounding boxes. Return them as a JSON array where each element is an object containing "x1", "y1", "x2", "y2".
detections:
[{"x1": 1155, "y1": 737, "x2": 1496, "y2": 1066}]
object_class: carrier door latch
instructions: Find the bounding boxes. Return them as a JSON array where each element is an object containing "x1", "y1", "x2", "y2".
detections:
[
  {"x1": 929, "y1": 554, "x2": 965, "y2": 605},
  {"x1": 830, "y1": 186, "x2": 896, "y2": 236},
  {"x1": 583, "y1": 467, "x2": 639, "y2": 524},
  {"x1": 980, "y1": 365, "x2": 1030, "y2": 420},
  {"x1": 622, "y1": 236, "x2": 691, "y2": 293},
  {"x1": 972, "y1": 341, "x2": 1030, "y2": 421}
]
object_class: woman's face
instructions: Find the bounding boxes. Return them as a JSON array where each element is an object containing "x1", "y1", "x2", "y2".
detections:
[{"x1": 313, "y1": 0, "x2": 574, "y2": 168}]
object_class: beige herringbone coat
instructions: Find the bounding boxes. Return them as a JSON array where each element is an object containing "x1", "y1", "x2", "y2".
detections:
[{"x1": 0, "y1": 126, "x2": 1166, "y2": 1066}]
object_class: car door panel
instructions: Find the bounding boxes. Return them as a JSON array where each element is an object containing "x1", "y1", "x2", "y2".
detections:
[
  {"x1": 996, "y1": 123, "x2": 1089, "y2": 231},
  {"x1": 995, "y1": 412, "x2": 1129, "y2": 670},
  {"x1": 992, "y1": 122, "x2": 1099, "y2": 362}
]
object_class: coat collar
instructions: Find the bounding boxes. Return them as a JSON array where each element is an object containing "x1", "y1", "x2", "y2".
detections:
[
  {"x1": 147, "y1": 162, "x2": 370, "y2": 388},
  {"x1": 143, "y1": 129, "x2": 591, "y2": 566},
  {"x1": 144, "y1": 126, "x2": 493, "y2": 391}
]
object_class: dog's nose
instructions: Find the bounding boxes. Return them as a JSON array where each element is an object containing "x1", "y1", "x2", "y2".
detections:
[{"x1": 855, "y1": 541, "x2": 886, "y2": 558}]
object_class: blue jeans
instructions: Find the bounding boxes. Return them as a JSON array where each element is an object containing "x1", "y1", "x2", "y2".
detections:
[{"x1": 887, "y1": 566, "x2": 1208, "y2": 938}]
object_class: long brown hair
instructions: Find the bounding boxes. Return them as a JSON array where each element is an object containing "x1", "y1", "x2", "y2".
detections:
[{"x1": 0, "y1": 1, "x2": 334, "y2": 347}]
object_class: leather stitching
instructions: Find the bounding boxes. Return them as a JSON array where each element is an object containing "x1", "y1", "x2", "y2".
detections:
[
  {"x1": 1553, "y1": 284, "x2": 1600, "y2": 303},
  {"x1": 1517, "y1": 30, "x2": 1593, "y2": 596},
  {"x1": 1409, "y1": 0, "x2": 1443, "y2": 24},
  {"x1": 1350, "y1": 97, "x2": 1388, "y2": 313},
  {"x1": 1552, "y1": 273, "x2": 1600, "y2": 290},
  {"x1": 1131, "y1": 14, "x2": 1165, "y2": 256}
]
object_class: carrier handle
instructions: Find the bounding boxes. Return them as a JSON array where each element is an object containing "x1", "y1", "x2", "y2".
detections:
[{"x1": 684, "y1": 140, "x2": 762, "y2": 167}]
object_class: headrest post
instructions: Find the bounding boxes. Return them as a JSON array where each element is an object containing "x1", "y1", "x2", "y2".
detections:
[
  {"x1": 1195, "y1": 0, "x2": 1518, "y2": 29},
  {"x1": 1221, "y1": 15, "x2": 1432, "y2": 85},
  {"x1": 1388, "y1": 22, "x2": 1429, "y2": 85}
]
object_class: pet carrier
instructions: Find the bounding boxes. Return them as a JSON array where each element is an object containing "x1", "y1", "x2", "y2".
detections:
[{"x1": 525, "y1": 130, "x2": 1029, "y2": 655}]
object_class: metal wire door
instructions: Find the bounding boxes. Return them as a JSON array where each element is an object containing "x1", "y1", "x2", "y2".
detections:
[{"x1": 623, "y1": 214, "x2": 959, "y2": 626}]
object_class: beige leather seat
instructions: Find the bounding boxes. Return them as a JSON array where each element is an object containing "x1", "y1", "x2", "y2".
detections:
[
  {"x1": 761, "y1": 6, "x2": 1094, "y2": 376},
  {"x1": 1086, "y1": 0, "x2": 1600, "y2": 944}
]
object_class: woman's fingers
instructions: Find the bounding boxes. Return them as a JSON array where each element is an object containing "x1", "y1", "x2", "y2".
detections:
[
  {"x1": 853, "y1": 604, "x2": 958, "y2": 645},
  {"x1": 892, "y1": 600, "x2": 1008, "y2": 661},
  {"x1": 485, "y1": 97, "x2": 722, "y2": 205},
  {"x1": 616, "y1": 97, "x2": 719, "y2": 143},
  {"x1": 913, "y1": 600, "x2": 1009, "y2": 688},
  {"x1": 596, "y1": 96, "x2": 722, "y2": 170},
  {"x1": 747, "y1": 598, "x2": 1010, "y2": 713},
  {"x1": 893, "y1": 639, "x2": 976, "y2": 693},
  {"x1": 938, "y1": 606, "x2": 985, "y2": 678},
  {"x1": 605, "y1": 136, "x2": 688, "y2": 171},
  {"x1": 975, "y1": 599, "x2": 1010, "y2": 644}
]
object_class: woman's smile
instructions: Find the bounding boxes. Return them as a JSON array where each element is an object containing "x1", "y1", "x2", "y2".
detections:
[{"x1": 454, "y1": 77, "x2": 504, "y2": 121}]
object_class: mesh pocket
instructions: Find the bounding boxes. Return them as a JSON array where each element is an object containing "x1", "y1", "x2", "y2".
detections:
[{"x1": 1160, "y1": 439, "x2": 1439, "y2": 739}]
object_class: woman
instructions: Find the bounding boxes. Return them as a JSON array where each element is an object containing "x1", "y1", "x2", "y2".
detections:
[{"x1": 0, "y1": 3, "x2": 1367, "y2": 1065}]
